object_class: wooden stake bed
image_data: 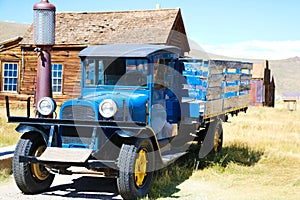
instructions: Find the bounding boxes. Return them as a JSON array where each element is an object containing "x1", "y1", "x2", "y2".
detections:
[{"x1": 38, "y1": 147, "x2": 93, "y2": 163}]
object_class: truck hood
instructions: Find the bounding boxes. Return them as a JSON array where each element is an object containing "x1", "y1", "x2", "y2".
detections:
[{"x1": 60, "y1": 91, "x2": 149, "y2": 122}]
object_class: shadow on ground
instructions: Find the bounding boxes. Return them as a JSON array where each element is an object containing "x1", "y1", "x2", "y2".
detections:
[
  {"x1": 148, "y1": 143, "x2": 264, "y2": 199},
  {"x1": 41, "y1": 176, "x2": 121, "y2": 199},
  {"x1": 32, "y1": 144, "x2": 264, "y2": 200}
]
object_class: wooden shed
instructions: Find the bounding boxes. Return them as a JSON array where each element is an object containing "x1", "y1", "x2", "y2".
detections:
[
  {"x1": 282, "y1": 93, "x2": 300, "y2": 111},
  {"x1": 0, "y1": 8, "x2": 190, "y2": 105},
  {"x1": 250, "y1": 60, "x2": 275, "y2": 107}
]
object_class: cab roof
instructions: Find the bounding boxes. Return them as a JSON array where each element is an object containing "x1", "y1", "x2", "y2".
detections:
[{"x1": 78, "y1": 44, "x2": 181, "y2": 58}]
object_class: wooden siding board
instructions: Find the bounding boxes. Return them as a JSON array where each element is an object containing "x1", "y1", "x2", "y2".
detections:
[
  {"x1": 204, "y1": 99, "x2": 223, "y2": 117},
  {"x1": 223, "y1": 96, "x2": 238, "y2": 110},
  {"x1": 225, "y1": 74, "x2": 241, "y2": 81},
  {"x1": 0, "y1": 44, "x2": 83, "y2": 103},
  {"x1": 224, "y1": 85, "x2": 239, "y2": 93},
  {"x1": 240, "y1": 74, "x2": 252, "y2": 80},
  {"x1": 207, "y1": 74, "x2": 224, "y2": 87}
]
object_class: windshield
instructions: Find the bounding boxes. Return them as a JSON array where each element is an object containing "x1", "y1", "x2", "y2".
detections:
[{"x1": 84, "y1": 58, "x2": 149, "y2": 87}]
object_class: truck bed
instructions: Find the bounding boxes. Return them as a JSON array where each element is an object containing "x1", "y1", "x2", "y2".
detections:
[{"x1": 180, "y1": 59, "x2": 252, "y2": 120}]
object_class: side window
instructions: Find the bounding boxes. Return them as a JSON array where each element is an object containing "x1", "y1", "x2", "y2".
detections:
[
  {"x1": 85, "y1": 59, "x2": 95, "y2": 85},
  {"x1": 3, "y1": 63, "x2": 18, "y2": 92},
  {"x1": 52, "y1": 63, "x2": 63, "y2": 93},
  {"x1": 154, "y1": 58, "x2": 173, "y2": 89}
]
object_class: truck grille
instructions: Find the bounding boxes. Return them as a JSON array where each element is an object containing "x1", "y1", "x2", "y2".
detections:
[{"x1": 62, "y1": 106, "x2": 96, "y2": 121}]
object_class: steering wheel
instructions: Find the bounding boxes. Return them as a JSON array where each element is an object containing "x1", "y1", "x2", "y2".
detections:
[{"x1": 122, "y1": 71, "x2": 147, "y2": 86}]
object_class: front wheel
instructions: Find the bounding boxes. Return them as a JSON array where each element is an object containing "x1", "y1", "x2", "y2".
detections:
[
  {"x1": 117, "y1": 138, "x2": 154, "y2": 200},
  {"x1": 13, "y1": 133, "x2": 55, "y2": 194}
]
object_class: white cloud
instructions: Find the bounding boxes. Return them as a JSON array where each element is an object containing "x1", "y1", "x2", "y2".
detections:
[{"x1": 199, "y1": 40, "x2": 300, "y2": 60}]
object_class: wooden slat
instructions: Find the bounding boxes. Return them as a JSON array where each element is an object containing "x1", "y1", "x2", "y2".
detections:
[
  {"x1": 206, "y1": 94, "x2": 221, "y2": 101},
  {"x1": 240, "y1": 74, "x2": 252, "y2": 80},
  {"x1": 209, "y1": 61, "x2": 227, "y2": 71},
  {"x1": 206, "y1": 87, "x2": 222, "y2": 96},
  {"x1": 225, "y1": 61, "x2": 242, "y2": 69},
  {"x1": 207, "y1": 74, "x2": 224, "y2": 87},
  {"x1": 223, "y1": 96, "x2": 238, "y2": 110},
  {"x1": 225, "y1": 74, "x2": 241, "y2": 81},
  {"x1": 204, "y1": 99, "x2": 223, "y2": 116},
  {"x1": 239, "y1": 85, "x2": 251, "y2": 91},
  {"x1": 241, "y1": 63, "x2": 253, "y2": 69},
  {"x1": 224, "y1": 85, "x2": 239, "y2": 93},
  {"x1": 209, "y1": 67, "x2": 224, "y2": 75},
  {"x1": 238, "y1": 94, "x2": 250, "y2": 107}
]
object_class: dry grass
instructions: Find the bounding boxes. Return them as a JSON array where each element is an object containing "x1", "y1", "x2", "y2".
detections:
[
  {"x1": 154, "y1": 106, "x2": 300, "y2": 200},
  {"x1": 0, "y1": 169, "x2": 12, "y2": 184},
  {"x1": 1, "y1": 106, "x2": 300, "y2": 199},
  {"x1": 0, "y1": 107, "x2": 25, "y2": 147}
]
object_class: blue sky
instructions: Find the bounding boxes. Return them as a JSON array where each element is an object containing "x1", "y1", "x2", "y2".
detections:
[{"x1": 0, "y1": 0, "x2": 300, "y2": 59}]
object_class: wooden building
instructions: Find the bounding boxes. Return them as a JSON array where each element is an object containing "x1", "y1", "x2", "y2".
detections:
[
  {"x1": 0, "y1": 8, "x2": 190, "y2": 105},
  {"x1": 282, "y1": 93, "x2": 300, "y2": 111},
  {"x1": 250, "y1": 60, "x2": 275, "y2": 107}
]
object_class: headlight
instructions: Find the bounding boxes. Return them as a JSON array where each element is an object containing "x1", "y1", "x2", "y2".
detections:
[
  {"x1": 37, "y1": 97, "x2": 56, "y2": 116},
  {"x1": 99, "y1": 99, "x2": 118, "y2": 118}
]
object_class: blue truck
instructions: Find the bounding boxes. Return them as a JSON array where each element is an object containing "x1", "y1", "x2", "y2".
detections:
[{"x1": 6, "y1": 44, "x2": 252, "y2": 199}]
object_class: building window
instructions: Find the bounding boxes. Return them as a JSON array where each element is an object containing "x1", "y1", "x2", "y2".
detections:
[
  {"x1": 52, "y1": 63, "x2": 63, "y2": 93},
  {"x1": 3, "y1": 63, "x2": 18, "y2": 92}
]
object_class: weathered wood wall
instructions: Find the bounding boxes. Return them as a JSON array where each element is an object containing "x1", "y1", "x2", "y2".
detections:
[{"x1": 0, "y1": 45, "x2": 85, "y2": 106}]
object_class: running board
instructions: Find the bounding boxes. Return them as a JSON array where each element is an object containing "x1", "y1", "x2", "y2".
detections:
[
  {"x1": 38, "y1": 147, "x2": 93, "y2": 163},
  {"x1": 19, "y1": 147, "x2": 93, "y2": 167},
  {"x1": 161, "y1": 152, "x2": 187, "y2": 165}
]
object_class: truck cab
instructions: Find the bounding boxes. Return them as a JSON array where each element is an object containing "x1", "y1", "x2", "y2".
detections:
[{"x1": 61, "y1": 44, "x2": 182, "y2": 141}]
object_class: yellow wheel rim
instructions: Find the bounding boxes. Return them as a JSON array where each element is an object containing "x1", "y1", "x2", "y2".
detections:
[
  {"x1": 31, "y1": 145, "x2": 50, "y2": 181},
  {"x1": 214, "y1": 128, "x2": 221, "y2": 152},
  {"x1": 135, "y1": 149, "x2": 148, "y2": 187}
]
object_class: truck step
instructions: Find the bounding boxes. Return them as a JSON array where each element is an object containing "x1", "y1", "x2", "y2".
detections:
[
  {"x1": 161, "y1": 152, "x2": 187, "y2": 165},
  {"x1": 37, "y1": 147, "x2": 93, "y2": 163}
]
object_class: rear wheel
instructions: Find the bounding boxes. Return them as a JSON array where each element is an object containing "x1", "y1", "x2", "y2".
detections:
[
  {"x1": 13, "y1": 133, "x2": 55, "y2": 194},
  {"x1": 199, "y1": 118, "x2": 223, "y2": 156},
  {"x1": 212, "y1": 119, "x2": 223, "y2": 153},
  {"x1": 117, "y1": 138, "x2": 154, "y2": 200}
]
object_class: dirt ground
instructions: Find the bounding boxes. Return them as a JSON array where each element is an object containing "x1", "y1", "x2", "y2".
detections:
[
  {"x1": 1, "y1": 167, "x2": 299, "y2": 200},
  {"x1": 0, "y1": 175, "x2": 122, "y2": 200}
]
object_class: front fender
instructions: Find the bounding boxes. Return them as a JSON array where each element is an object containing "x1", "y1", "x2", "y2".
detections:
[
  {"x1": 115, "y1": 126, "x2": 164, "y2": 168},
  {"x1": 115, "y1": 126, "x2": 159, "y2": 150},
  {"x1": 16, "y1": 124, "x2": 49, "y2": 144}
]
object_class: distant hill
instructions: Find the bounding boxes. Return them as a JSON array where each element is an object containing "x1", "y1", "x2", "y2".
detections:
[
  {"x1": 188, "y1": 39, "x2": 300, "y2": 97},
  {"x1": 0, "y1": 21, "x2": 30, "y2": 42},
  {"x1": 269, "y1": 57, "x2": 300, "y2": 96}
]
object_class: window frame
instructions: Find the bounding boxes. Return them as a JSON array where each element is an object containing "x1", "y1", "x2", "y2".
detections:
[
  {"x1": 2, "y1": 62, "x2": 19, "y2": 93},
  {"x1": 52, "y1": 63, "x2": 63, "y2": 94}
]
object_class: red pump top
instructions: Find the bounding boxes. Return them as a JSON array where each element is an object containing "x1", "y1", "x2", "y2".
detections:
[{"x1": 33, "y1": 0, "x2": 56, "y2": 11}]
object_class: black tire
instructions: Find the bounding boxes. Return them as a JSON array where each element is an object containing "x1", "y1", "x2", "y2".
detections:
[
  {"x1": 211, "y1": 119, "x2": 223, "y2": 153},
  {"x1": 13, "y1": 133, "x2": 55, "y2": 194},
  {"x1": 117, "y1": 139, "x2": 154, "y2": 200},
  {"x1": 199, "y1": 118, "x2": 223, "y2": 157}
]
